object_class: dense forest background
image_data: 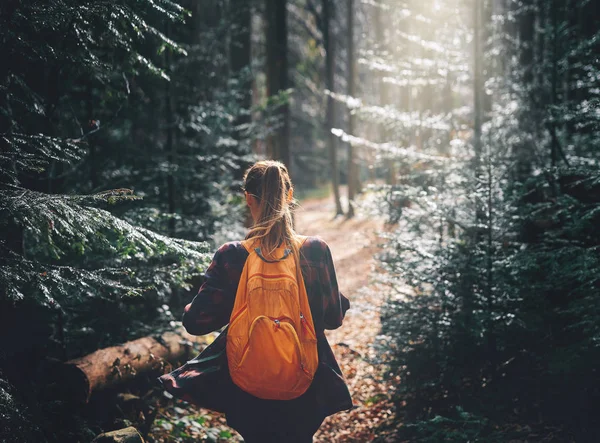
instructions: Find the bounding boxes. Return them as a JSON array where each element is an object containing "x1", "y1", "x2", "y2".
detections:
[{"x1": 1, "y1": 0, "x2": 599, "y2": 442}]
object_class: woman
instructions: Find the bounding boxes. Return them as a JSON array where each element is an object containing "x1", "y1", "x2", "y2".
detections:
[{"x1": 163, "y1": 160, "x2": 352, "y2": 442}]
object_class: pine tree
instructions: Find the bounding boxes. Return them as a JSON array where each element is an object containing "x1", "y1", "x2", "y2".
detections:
[
  {"x1": 0, "y1": 1, "x2": 257, "y2": 439},
  {"x1": 0, "y1": 0, "x2": 214, "y2": 310},
  {"x1": 369, "y1": 0, "x2": 600, "y2": 440}
]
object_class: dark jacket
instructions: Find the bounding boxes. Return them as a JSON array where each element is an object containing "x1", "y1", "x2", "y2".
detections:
[{"x1": 159, "y1": 236, "x2": 353, "y2": 430}]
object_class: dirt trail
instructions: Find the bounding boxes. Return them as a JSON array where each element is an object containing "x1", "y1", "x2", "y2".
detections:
[
  {"x1": 149, "y1": 193, "x2": 393, "y2": 443},
  {"x1": 296, "y1": 194, "x2": 392, "y2": 442}
]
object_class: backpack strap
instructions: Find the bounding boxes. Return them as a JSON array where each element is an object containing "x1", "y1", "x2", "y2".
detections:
[
  {"x1": 240, "y1": 239, "x2": 253, "y2": 254},
  {"x1": 240, "y1": 235, "x2": 309, "y2": 255}
]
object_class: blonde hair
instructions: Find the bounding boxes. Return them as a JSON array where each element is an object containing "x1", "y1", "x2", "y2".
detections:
[{"x1": 242, "y1": 160, "x2": 300, "y2": 265}]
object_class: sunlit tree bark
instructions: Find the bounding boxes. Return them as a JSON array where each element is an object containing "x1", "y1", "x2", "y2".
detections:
[
  {"x1": 165, "y1": 19, "x2": 176, "y2": 237},
  {"x1": 473, "y1": 0, "x2": 483, "y2": 164},
  {"x1": 230, "y1": 0, "x2": 252, "y2": 143},
  {"x1": 374, "y1": 1, "x2": 396, "y2": 186},
  {"x1": 346, "y1": 0, "x2": 357, "y2": 217},
  {"x1": 323, "y1": 0, "x2": 344, "y2": 215},
  {"x1": 265, "y1": 0, "x2": 290, "y2": 169}
]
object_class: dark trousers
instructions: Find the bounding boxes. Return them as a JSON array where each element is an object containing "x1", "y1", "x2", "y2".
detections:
[
  {"x1": 228, "y1": 412, "x2": 322, "y2": 443},
  {"x1": 225, "y1": 374, "x2": 324, "y2": 442},
  {"x1": 238, "y1": 429, "x2": 314, "y2": 442}
]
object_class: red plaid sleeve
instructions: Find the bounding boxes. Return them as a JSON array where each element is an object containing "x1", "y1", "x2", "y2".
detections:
[
  {"x1": 182, "y1": 242, "x2": 245, "y2": 335},
  {"x1": 320, "y1": 241, "x2": 350, "y2": 330},
  {"x1": 182, "y1": 237, "x2": 348, "y2": 335}
]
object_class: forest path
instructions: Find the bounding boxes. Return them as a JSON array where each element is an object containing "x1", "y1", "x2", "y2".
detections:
[
  {"x1": 295, "y1": 192, "x2": 393, "y2": 442},
  {"x1": 149, "y1": 191, "x2": 393, "y2": 443}
]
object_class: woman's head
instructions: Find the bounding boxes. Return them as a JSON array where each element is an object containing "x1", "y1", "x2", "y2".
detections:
[{"x1": 242, "y1": 160, "x2": 297, "y2": 256}]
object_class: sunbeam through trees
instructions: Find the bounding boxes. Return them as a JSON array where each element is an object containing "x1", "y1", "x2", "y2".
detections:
[{"x1": 1, "y1": 0, "x2": 599, "y2": 441}]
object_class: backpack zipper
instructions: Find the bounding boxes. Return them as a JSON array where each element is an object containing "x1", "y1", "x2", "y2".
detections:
[
  {"x1": 236, "y1": 316, "x2": 310, "y2": 375},
  {"x1": 237, "y1": 316, "x2": 291, "y2": 365},
  {"x1": 300, "y1": 312, "x2": 317, "y2": 340}
]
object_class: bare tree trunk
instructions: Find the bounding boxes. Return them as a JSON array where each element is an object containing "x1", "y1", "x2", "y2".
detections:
[
  {"x1": 549, "y1": 0, "x2": 568, "y2": 166},
  {"x1": 323, "y1": 0, "x2": 344, "y2": 215},
  {"x1": 165, "y1": 20, "x2": 176, "y2": 237},
  {"x1": 374, "y1": 2, "x2": 396, "y2": 186},
  {"x1": 230, "y1": 0, "x2": 252, "y2": 145},
  {"x1": 460, "y1": 0, "x2": 485, "y2": 355},
  {"x1": 513, "y1": 0, "x2": 535, "y2": 182},
  {"x1": 482, "y1": 0, "x2": 493, "y2": 116},
  {"x1": 87, "y1": 83, "x2": 98, "y2": 190},
  {"x1": 346, "y1": 0, "x2": 357, "y2": 217},
  {"x1": 473, "y1": 0, "x2": 483, "y2": 165},
  {"x1": 265, "y1": 0, "x2": 290, "y2": 170},
  {"x1": 485, "y1": 130, "x2": 497, "y2": 369}
]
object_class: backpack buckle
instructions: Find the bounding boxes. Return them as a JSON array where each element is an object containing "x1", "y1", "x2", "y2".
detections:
[{"x1": 255, "y1": 247, "x2": 291, "y2": 263}]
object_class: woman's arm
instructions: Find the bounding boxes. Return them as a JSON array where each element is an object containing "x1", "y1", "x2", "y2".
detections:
[
  {"x1": 320, "y1": 242, "x2": 350, "y2": 330},
  {"x1": 182, "y1": 244, "x2": 237, "y2": 335}
]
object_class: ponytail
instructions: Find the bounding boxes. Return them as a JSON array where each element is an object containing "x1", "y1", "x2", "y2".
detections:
[{"x1": 243, "y1": 160, "x2": 301, "y2": 273}]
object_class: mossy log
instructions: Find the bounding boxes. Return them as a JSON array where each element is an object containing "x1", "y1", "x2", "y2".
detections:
[
  {"x1": 62, "y1": 329, "x2": 208, "y2": 404},
  {"x1": 91, "y1": 426, "x2": 144, "y2": 443}
]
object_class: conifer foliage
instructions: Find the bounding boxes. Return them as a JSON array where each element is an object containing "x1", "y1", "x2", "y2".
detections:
[
  {"x1": 0, "y1": 1, "x2": 254, "y2": 440},
  {"x1": 0, "y1": 0, "x2": 214, "y2": 305},
  {"x1": 1, "y1": 0, "x2": 599, "y2": 440},
  {"x1": 360, "y1": 0, "x2": 600, "y2": 440}
]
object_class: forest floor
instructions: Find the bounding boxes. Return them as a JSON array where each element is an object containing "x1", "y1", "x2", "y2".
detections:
[
  {"x1": 149, "y1": 191, "x2": 395, "y2": 442},
  {"x1": 296, "y1": 193, "x2": 395, "y2": 442}
]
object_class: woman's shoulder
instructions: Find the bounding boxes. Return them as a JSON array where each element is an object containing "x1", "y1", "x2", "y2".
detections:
[
  {"x1": 299, "y1": 235, "x2": 331, "y2": 263},
  {"x1": 299, "y1": 235, "x2": 329, "y2": 249},
  {"x1": 214, "y1": 241, "x2": 249, "y2": 261}
]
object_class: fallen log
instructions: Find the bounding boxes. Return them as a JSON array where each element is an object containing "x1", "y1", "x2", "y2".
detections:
[
  {"x1": 61, "y1": 328, "x2": 210, "y2": 404},
  {"x1": 91, "y1": 426, "x2": 144, "y2": 443}
]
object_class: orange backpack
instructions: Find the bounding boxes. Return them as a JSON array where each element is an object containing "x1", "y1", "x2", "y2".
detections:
[{"x1": 226, "y1": 236, "x2": 318, "y2": 400}]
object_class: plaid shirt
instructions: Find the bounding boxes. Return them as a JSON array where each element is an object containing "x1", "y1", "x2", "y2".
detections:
[
  {"x1": 182, "y1": 236, "x2": 350, "y2": 336},
  {"x1": 167, "y1": 236, "x2": 353, "y2": 426}
]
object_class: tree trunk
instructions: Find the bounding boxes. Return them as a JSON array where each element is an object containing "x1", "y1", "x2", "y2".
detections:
[
  {"x1": 61, "y1": 329, "x2": 209, "y2": 404},
  {"x1": 165, "y1": 20, "x2": 176, "y2": 237},
  {"x1": 346, "y1": 0, "x2": 357, "y2": 217},
  {"x1": 549, "y1": 0, "x2": 567, "y2": 166},
  {"x1": 482, "y1": 0, "x2": 493, "y2": 116},
  {"x1": 87, "y1": 83, "x2": 98, "y2": 190},
  {"x1": 265, "y1": 0, "x2": 290, "y2": 170},
  {"x1": 323, "y1": 0, "x2": 344, "y2": 215},
  {"x1": 230, "y1": 0, "x2": 252, "y2": 149},
  {"x1": 374, "y1": 2, "x2": 396, "y2": 186},
  {"x1": 473, "y1": 0, "x2": 483, "y2": 164},
  {"x1": 513, "y1": 0, "x2": 535, "y2": 181},
  {"x1": 461, "y1": 0, "x2": 485, "y2": 355}
]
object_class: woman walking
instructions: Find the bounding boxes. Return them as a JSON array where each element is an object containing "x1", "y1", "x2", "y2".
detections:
[{"x1": 160, "y1": 160, "x2": 352, "y2": 442}]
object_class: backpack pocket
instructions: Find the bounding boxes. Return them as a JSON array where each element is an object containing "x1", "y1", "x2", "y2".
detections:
[
  {"x1": 232, "y1": 315, "x2": 313, "y2": 399},
  {"x1": 227, "y1": 305, "x2": 248, "y2": 370}
]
